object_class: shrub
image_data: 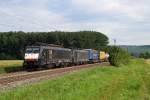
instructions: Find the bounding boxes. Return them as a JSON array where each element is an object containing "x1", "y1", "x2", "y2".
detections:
[{"x1": 106, "y1": 46, "x2": 131, "y2": 67}]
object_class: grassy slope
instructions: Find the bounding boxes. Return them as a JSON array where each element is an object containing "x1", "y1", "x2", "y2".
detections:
[
  {"x1": 0, "y1": 59, "x2": 150, "y2": 100},
  {"x1": 0, "y1": 60, "x2": 23, "y2": 74}
]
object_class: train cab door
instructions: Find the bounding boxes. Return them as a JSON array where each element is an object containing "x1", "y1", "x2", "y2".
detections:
[
  {"x1": 45, "y1": 50, "x2": 49, "y2": 64},
  {"x1": 42, "y1": 49, "x2": 49, "y2": 65},
  {"x1": 48, "y1": 49, "x2": 52, "y2": 64}
]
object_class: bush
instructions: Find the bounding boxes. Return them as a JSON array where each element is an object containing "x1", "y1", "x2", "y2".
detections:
[{"x1": 107, "y1": 46, "x2": 131, "y2": 67}]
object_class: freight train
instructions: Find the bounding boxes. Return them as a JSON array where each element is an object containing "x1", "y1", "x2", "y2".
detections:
[{"x1": 23, "y1": 43, "x2": 109, "y2": 68}]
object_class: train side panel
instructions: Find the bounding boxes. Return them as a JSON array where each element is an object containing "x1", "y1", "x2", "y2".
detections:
[
  {"x1": 73, "y1": 50, "x2": 89, "y2": 64},
  {"x1": 52, "y1": 48, "x2": 72, "y2": 65},
  {"x1": 41, "y1": 47, "x2": 72, "y2": 66}
]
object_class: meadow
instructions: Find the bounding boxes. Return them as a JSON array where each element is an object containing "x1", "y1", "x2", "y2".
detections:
[
  {"x1": 0, "y1": 60, "x2": 23, "y2": 74},
  {"x1": 146, "y1": 59, "x2": 150, "y2": 65},
  {"x1": 0, "y1": 59, "x2": 150, "y2": 100}
]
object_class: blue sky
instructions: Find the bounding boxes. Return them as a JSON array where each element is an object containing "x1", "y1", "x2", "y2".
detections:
[{"x1": 0, "y1": 0, "x2": 150, "y2": 45}]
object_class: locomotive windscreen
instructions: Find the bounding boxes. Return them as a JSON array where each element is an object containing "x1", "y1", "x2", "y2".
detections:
[{"x1": 26, "y1": 48, "x2": 40, "y2": 53}]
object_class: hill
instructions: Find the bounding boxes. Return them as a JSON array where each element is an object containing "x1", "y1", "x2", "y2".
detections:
[{"x1": 120, "y1": 45, "x2": 150, "y2": 57}]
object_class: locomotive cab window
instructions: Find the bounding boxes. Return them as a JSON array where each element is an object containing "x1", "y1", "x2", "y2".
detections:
[
  {"x1": 26, "y1": 48, "x2": 32, "y2": 53},
  {"x1": 26, "y1": 48, "x2": 40, "y2": 53},
  {"x1": 33, "y1": 48, "x2": 40, "y2": 53},
  {"x1": 49, "y1": 50, "x2": 52, "y2": 59}
]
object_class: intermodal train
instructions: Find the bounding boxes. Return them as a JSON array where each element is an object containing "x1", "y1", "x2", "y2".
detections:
[{"x1": 23, "y1": 43, "x2": 109, "y2": 68}]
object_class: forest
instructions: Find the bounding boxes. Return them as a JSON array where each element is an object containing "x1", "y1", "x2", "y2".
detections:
[{"x1": 0, "y1": 31, "x2": 109, "y2": 60}]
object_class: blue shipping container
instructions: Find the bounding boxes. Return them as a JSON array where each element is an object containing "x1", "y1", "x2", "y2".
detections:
[{"x1": 85, "y1": 49, "x2": 98, "y2": 61}]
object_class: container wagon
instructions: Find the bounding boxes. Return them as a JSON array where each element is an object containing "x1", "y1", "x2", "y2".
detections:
[
  {"x1": 84, "y1": 49, "x2": 99, "y2": 63},
  {"x1": 99, "y1": 51, "x2": 109, "y2": 62},
  {"x1": 72, "y1": 50, "x2": 89, "y2": 65}
]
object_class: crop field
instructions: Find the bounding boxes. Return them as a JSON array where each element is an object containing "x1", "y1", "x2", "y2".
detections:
[
  {"x1": 0, "y1": 59, "x2": 150, "y2": 100},
  {"x1": 146, "y1": 59, "x2": 150, "y2": 65},
  {"x1": 0, "y1": 60, "x2": 23, "y2": 74}
]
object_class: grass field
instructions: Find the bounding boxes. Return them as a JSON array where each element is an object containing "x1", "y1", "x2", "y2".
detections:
[
  {"x1": 0, "y1": 59, "x2": 150, "y2": 100},
  {"x1": 0, "y1": 60, "x2": 23, "y2": 74},
  {"x1": 146, "y1": 59, "x2": 150, "y2": 65}
]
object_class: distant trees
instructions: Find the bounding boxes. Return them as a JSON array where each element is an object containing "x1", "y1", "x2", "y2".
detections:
[
  {"x1": 0, "y1": 31, "x2": 109, "y2": 60},
  {"x1": 139, "y1": 52, "x2": 150, "y2": 59}
]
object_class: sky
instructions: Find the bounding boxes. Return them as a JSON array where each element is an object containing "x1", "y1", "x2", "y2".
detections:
[{"x1": 0, "y1": 0, "x2": 150, "y2": 45}]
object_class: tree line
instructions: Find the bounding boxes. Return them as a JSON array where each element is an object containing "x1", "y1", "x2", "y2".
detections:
[
  {"x1": 0, "y1": 31, "x2": 109, "y2": 60},
  {"x1": 139, "y1": 52, "x2": 150, "y2": 59}
]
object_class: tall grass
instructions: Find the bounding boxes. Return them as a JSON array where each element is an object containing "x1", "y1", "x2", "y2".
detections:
[{"x1": 0, "y1": 59, "x2": 150, "y2": 100}]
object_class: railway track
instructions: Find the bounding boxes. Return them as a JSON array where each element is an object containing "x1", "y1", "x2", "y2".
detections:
[{"x1": 0, "y1": 62, "x2": 109, "y2": 90}]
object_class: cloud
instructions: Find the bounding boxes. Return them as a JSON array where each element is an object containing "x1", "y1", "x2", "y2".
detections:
[
  {"x1": 70, "y1": 0, "x2": 149, "y2": 21},
  {"x1": 0, "y1": 0, "x2": 68, "y2": 31},
  {"x1": 69, "y1": 0, "x2": 150, "y2": 45},
  {"x1": 0, "y1": 0, "x2": 150, "y2": 45}
]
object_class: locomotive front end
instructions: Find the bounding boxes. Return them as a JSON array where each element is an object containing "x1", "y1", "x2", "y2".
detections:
[{"x1": 23, "y1": 46, "x2": 40, "y2": 67}]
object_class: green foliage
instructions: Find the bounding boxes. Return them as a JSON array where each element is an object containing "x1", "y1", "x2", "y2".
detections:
[
  {"x1": 106, "y1": 46, "x2": 131, "y2": 67},
  {"x1": 0, "y1": 31, "x2": 108, "y2": 60},
  {"x1": 139, "y1": 52, "x2": 150, "y2": 59},
  {"x1": 0, "y1": 53, "x2": 15, "y2": 60}
]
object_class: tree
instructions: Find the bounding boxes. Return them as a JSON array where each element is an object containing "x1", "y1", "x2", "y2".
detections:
[
  {"x1": 106, "y1": 46, "x2": 131, "y2": 67},
  {"x1": 0, "y1": 31, "x2": 109, "y2": 59}
]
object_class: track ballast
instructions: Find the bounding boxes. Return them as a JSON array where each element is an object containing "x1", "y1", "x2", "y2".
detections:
[{"x1": 0, "y1": 62, "x2": 109, "y2": 90}]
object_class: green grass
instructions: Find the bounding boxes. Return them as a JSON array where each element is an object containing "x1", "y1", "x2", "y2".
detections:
[
  {"x1": 0, "y1": 60, "x2": 23, "y2": 74},
  {"x1": 0, "y1": 59, "x2": 150, "y2": 100}
]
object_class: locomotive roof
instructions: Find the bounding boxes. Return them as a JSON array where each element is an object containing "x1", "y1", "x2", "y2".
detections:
[
  {"x1": 33, "y1": 42, "x2": 63, "y2": 47},
  {"x1": 84, "y1": 49, "x2": 97, "y2": 51},
  {"x1": 26, "y1": 45, "x2": 71, "y2": 51},
  {"x1": 74, "y1": 49, "x2": 88, "y2": 52}
]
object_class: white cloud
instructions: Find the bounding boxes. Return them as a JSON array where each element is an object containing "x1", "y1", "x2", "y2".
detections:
[
  {"x1": 71, "y1": 0, "x2": 149, "y2": 21},
  {"x1": 0, "y1": 0, "x2": 150, "y2": 45},
  {"x1": 70, "y1": 0, "x2": 150, "y2": 45},
  {"x1": 0, "y1": 0, "x2": 68, "y2": 31}
]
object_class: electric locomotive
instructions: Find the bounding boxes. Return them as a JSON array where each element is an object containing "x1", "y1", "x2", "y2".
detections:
[{"x1": 23, "y1": 43, "x2": 72, "y2": 68}]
